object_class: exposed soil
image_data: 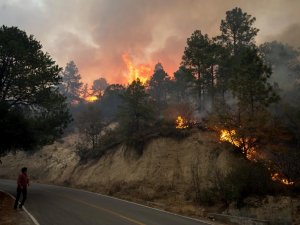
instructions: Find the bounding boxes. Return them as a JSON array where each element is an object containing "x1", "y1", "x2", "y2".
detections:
[
  {"x1": 0, "y1": 191, "x2": 35, "y2": 225},
  {"x1": 0, "y1": 131, "x2": 299, "y2": 224}
]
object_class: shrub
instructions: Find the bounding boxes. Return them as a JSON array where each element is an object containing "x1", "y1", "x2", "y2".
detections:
[
  {"x1": 191, "y1": 159, "x2": 275, "y2": 206},
  {"x1": 214, "y1": 161, "x2": 274, "y2": 206}
]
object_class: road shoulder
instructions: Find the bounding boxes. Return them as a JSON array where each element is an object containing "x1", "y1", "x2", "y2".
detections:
[{"x1": 0, "y1": 191, "x2": 36, "y2": 225}]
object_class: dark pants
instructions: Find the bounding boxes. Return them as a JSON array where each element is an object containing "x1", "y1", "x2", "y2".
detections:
[{"x1": 14, "y1": 188, "x2": 27, "y2": 208}]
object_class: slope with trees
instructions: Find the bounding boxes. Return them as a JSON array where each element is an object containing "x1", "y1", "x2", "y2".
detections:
[{"x1": 0, "y1": 26, "x2": 71, "y2": 157}]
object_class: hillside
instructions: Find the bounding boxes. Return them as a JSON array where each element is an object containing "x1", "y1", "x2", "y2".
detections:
[{"x1": 0, "y1": 131, "x2": 299, "y2": 224}]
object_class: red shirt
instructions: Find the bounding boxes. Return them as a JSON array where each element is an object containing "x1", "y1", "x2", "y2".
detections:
[{"x1": 17, "y1": 172, "x2": 29, "y2": 189}]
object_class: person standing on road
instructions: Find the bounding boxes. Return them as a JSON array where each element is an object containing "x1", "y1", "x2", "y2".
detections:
[{"x1": 14, "y1": 167, "x2": 29, "y2": 209}]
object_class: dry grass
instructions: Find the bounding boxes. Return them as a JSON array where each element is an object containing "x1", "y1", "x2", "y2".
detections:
[
  {"x1": 0, "y1": 191, "x2": 34, "y2": 225},
  {"x1": 104, "y1": 181, "x2": 224, "y2": 222}
]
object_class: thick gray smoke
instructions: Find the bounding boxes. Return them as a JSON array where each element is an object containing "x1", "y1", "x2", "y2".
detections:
[{"x1": 0, "y1": 0, "x2": 299, "y2": 84}]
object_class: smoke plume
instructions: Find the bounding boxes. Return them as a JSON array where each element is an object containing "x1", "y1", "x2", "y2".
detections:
[{"x1": 1, "y1": 0, "x2": 299, "y2": 84}]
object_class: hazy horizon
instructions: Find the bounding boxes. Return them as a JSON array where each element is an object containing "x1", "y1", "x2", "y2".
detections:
[{"x1": 1, "y1": 0, "x2": 299, "y2": 84}]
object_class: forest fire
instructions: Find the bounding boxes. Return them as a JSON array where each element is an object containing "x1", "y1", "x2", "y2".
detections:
[
  {"x1": 85, "y1": 95, "x2": 98, "y2": 102},
  {"x1": 176, "y1": 116, "x2": 189, "y2": 129},
  {"x1": 219, "y1": 129, "x2": 256, "y2": 160},
  {"x1": 271, "y1": 173, "x2": 294, "y2": 186},
  {"x1": 219, "y1": 129, "x2": 295, "y2": 186},
  {"x1": 122, "y1": 53, "x2": 152, "y2": 84},
  {"x1": 220, "y1": 129, "x2": 239, "y2": 148}
]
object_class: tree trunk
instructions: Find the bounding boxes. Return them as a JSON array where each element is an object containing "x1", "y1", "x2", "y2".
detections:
[{"x1": 211, "y1": 65, "x2": 215, "y2": 105}]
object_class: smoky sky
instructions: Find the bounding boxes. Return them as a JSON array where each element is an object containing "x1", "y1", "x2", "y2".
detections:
[{"x1": 1, "y1": 0, "x2": 300, "y2": 84}]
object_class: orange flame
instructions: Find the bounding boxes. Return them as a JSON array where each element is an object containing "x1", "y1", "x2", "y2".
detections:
[
  {"x1": 271, "y1": 173, "x2": 294, "y2": 186},
  {"x1": 176, "y1": 116, "x2": 189, "y2": 129},
  {"x1": 219, "y1": 129, "x2": 256, "y2": 160},
  {"x1": 122, "y1": 53, "x2": 152, "y2": 84},
  {"x1": 85, "y1": 95, "x2": 98, "y2": 102},
  {"x1": 219, "y1": 129, "x2": 294, "y2": 186}
]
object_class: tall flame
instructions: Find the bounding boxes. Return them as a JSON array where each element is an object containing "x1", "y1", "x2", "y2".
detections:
[{"x1": 122, "y1": 53, "x2": 152, "y2": 84}]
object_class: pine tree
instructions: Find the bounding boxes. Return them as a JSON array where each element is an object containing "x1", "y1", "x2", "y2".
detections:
[
  {"x1": 0, "y1": 26, "x2": 71, "y2": 154},
  {"x1": 119, "y1": 79, "x2": 154, "y2": 135},
  {"x1": 60, "y1": 61, "x2": 83, "y2": 104},
  {"x1": 148, "y1": 63, "x2": 170, "y2": 110},
  {"x1": 218, "y1": 7, "x2": 259, "y2": 55}
]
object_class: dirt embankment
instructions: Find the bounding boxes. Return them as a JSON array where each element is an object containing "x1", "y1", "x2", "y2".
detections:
[
  {"x1": 0, "y1": 131, "x2": 299, "y2": 224},
  {"x1": 0, "y1": 131, "x2": 230, "y2": 190}
]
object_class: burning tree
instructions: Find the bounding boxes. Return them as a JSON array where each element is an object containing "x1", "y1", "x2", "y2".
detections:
[
  {"x1": 219, "y1": 129, "x2": 257, "y2": 160},
  {"x1": 218, "y1": 126, "x2": 297, "y2": 186}
]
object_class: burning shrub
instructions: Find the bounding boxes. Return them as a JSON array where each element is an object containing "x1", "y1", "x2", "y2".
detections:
[
  {"x1": 219, "y1": 129, "x2": 258, "y2": 160},
  {"x1": 218, "y1": 127, "x2": 298, "y2": 186},
  {"x1": 162, "y1": 103, "x2": 195, "y2": 126},
  {"x1": 269, "y1": 149, "x2": 300, "y2": 186}
]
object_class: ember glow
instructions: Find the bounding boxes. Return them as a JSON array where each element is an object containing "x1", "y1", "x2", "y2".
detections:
[
  {"x1": 122, "y1": 53, "x2": 152, "y2": 84},
  {"x1": 219, "y1": 129, "x2": 294, "y2": 186},
  {"x1": 85, "y1": 95, "x2": 98, "y2": 102},
  {"x1": 219, "y1": 130, "x2": 256, "y2": 160},
  {"x1": 176, "y1": 116, "x2": 189, "y2": 129},
  {"x1": 271, "y1": 173, "x2": 294, "y2": 186}
]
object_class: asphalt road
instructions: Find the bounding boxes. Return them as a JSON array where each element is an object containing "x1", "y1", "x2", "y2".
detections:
[{"x1": 0, "y1": 179, "x2": 214, "y2": 225}]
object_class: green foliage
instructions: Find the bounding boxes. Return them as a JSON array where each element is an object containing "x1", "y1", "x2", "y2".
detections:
[
  {"x1": 214, "y1": 162, "x2": 273, "y2": 206},
  {"x1": 76, "y1": 129, "x2": 121, "y2": 163},
  {"x1": 171, "y1": 66, "x2": 195, "y2": 102},
  {"x1": 76, "y1": 105, "x2": 104, "y2": 150},
  {"x1": 119, "y1": 79, "x2": 155, "y2": 136},
  {"x1": 148, "y1": 63, "x2": 171, "y2": 111},
  {"x1": 0, "y1": 26, "x2": 71, "y2": 155},
  {"x1": 192, "y1": 161, "x2": 274, "y2": 206},
  {"x1": 211, "y1": 8, "x2": 278, "y2": 132},
  {"x1": 218, "y1": 7, "x2": 259, "y2": 54},
  {"x1": 0, "y1": 104, "x2": 35, "y2": 154},
  {"x1": 182, "y1": 30, "x2": 212, "y2": 109},
  {"x1": 229, "y1": 47, "x2": 279, "y2": 116},
  {"x1": 182, "y1": 30, "x2": 226, "y2": 110},
  {"x1": 99, "y1": 84, "x2": 126, "y2": 121},
  {"x1": 60, "y1": 61, "x2": 83, "y2": 104}
]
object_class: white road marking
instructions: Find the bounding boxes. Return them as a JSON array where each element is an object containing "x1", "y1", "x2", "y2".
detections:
[
  {"x1": 1, "y1": 180, "x2": 219, "y2": 225},
  {"x1": 1, "y1": 189, "x2": 40, "y2": 225}
]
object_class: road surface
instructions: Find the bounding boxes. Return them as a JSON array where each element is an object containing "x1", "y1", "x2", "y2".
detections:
[{"x1": 0, "y1": 179, "x2": 214, "y2": 225}]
